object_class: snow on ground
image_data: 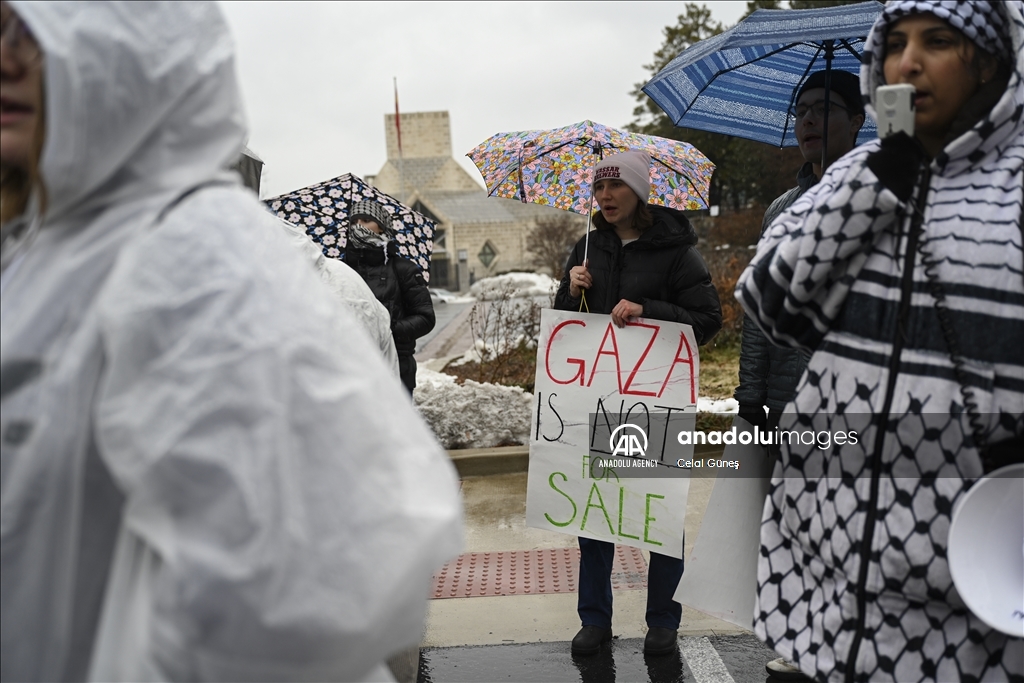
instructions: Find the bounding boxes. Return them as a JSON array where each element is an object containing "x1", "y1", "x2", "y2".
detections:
[
  {"x1": 431, "y1": 290, "x2": 475, "y2": 304},
  {"x1": 469, "y1": 272, "x2": 558, "y2": 301},
  {"x1": 698, "y1": 397, "x2": 738, "y2": 414},
  {"x1": 415, "y1": 366, "x2": 737, "y2": 450},
  {"x1": 447, "y1": 336, "x2": 537, "y2": 366},
  {"x1": 414, "y1": 368, "x2": 532, "y2": 450},
  {"x1": 416, "y1": 273, "x2": 735, "y2": 449}
]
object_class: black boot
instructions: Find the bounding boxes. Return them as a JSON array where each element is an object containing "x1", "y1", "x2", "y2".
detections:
[
  {"x1": 571, "y1": 625, "x2": 612, "y2": 656},
  {"x1": 644, "y1": 627, "x2": 678, "y2": 656}
]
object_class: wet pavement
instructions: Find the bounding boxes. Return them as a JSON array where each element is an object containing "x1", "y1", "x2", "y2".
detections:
[
  {"x1": 423, "y1": 472, "x2": 745, "y2": 648},
  {"x1": 408, "y1": 301, "x2": 790, "y2": 683},
  {"x1": 413, "y1": 472, "x2": 788, "y2": 682},
  {"x1": 418, "y1": 634, "x2": 781, "y2": 683},
  {"x1": 417, "y1": 301, "x2": 474, "y2": 359}
]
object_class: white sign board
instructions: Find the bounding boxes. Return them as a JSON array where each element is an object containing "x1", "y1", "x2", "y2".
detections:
[
  {"x1": 674, "y1": 416, "x2": 771, "y2": 628},
  {"x1": 526, "y1": 310, "x2": 699, "y2": 559}
]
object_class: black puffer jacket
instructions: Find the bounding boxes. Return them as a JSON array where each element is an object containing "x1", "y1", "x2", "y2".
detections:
[
  {"x1": 554, "y1": 205, "x2": 722, "y2": 345},
  {"x1": 345, "y1": 242, "x2": 435, "y2": 358},
  {"x1": 734, "y1": 163, "x2": 816, "y2": 418}
]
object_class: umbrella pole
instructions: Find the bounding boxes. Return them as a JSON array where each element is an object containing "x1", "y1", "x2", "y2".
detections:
[
  {"x1": 583, "y1": 193, "x2": 595, "y2": 264},
  {"x1": 820, "y1": 40, "x2": 834, "y2": 176},
  {"x1": 583, "y1": 145, "x2": 605, "y2": 266}
]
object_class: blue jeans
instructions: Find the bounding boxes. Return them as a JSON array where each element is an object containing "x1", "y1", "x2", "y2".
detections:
[{"x1": 577, "y1": 536, "x2": 684, "y2": 629}]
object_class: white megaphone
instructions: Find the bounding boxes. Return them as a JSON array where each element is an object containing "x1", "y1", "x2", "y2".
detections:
[{"x1": 947, "y1": 463, "x2": 1024, "y2": 637}]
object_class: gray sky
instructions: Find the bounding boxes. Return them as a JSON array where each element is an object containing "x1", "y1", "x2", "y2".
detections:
[{"x1": 219, "y1": 2, "x2": 748, "y2": 199}]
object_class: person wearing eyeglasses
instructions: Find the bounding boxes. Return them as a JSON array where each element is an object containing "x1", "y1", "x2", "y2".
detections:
[
  {"x1": 791, "y1": 70, "x2": 867, "y2": 185},
  {"x1": 0, "y1": 3, "x2": 463, "y2": 681},
  {"x1": 737, "y1": 70, "x2": 866, "y2": 440},
  {"x1": 734, "y1": 70, "x2": 865, "y2": 481},
  {"x1": 733, "y1": 69, "x2": 864, "y2": 682}
]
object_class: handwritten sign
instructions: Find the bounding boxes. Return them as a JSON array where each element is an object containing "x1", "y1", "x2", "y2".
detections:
[{"x1": 525, "y1": 310, "x2": 699, "y2": 559}]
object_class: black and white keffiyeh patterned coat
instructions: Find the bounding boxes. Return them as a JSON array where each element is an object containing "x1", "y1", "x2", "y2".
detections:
[{"x1": 736, "y1": 2, "x2": 1024, "y2": 681}]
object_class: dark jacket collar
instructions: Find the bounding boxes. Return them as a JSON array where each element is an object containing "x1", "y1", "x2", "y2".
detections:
[
  {"x1": 797, "y1": 162, "x2": 818, "y2": 192},
  {"x1": 590, "y1": 204, "x2": 698, "y2": 252},
  {"x1": 345, "y1": 240, "x2": 398, "y2": 267}
]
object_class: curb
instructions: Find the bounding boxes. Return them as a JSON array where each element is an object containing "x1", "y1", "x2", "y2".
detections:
[
  {"x1": 447, "y1": 446, "x2": 529, "y2": 477},
  {"x1": 447, "y1": 444, "x2": 727, "y2": 478}
]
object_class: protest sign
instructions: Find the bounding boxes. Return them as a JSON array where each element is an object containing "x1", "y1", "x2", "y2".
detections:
[
  {"x1": 525, "y1": 309, "x2": 699, "y2": 559},
  {"x1": 673, "y1": 416, "x2": 771, "y2": 628}
]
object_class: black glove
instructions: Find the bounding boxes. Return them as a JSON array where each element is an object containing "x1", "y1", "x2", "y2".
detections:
[
  {"x1": 864, "y1": 132, "x2": 927, "y2": 203},
  {"x1": 738, "y1": 404, "x2": 768, "y2": 430}
]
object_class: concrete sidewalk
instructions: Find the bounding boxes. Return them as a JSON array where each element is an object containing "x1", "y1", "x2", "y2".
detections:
[
  {"x1": 416, "y1": 302, "x2": 475, "y2": 362},
  {"x1": 424, "y1": 465, "x2": 748, "y2": 649}
]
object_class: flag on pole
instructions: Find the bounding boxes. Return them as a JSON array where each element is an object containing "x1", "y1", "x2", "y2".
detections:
[{"x1": 393, "y1": 77, "x2": 403, "y2": 158}]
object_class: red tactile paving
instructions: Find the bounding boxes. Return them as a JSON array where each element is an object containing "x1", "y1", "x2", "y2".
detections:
[{"x1": 430, "y1": 546, "x2": 648, "y2": 599}]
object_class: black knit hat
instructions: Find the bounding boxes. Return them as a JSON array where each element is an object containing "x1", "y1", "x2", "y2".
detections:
[{"x1": 796, "y1": 70, "x2": 865, "y2": 118}]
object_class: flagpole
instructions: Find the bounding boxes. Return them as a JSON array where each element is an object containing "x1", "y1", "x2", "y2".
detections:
[{"x1": 394, "y1": 77, "x2": 404, "y2": 203}]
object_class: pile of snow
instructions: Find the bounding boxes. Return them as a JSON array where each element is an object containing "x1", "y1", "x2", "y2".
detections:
[
  {"x1": 469, "y1": 272, "x2": 558, "y2": 301},
  {"x1": 431, "y1": 289, "x2": 476, "y2": 305},
  {"x1": 698, "y1": 397, "x2": 738, "y2": 414},
  {"x1": 414, "y1": 368, "x2": 532, "y2": 450},
  {"x1": 413, "y1": 364, "x2": 737, "y2": 451},
  {"x1": 448, "y1": 335, "x2": 537, "y2": 367}
]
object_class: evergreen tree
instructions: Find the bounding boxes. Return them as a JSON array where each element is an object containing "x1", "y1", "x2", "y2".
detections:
[{"x1": 629, "y1": 0, "x2": 861, "y2": 212}]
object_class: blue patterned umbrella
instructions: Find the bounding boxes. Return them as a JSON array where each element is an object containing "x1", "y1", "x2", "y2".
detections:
[
  {"x1": 266, "y1": 173, "x2": 436, "y2": 281},
  {"x1": 642, "y1": 1, "x2": 883, "y2": 148}
]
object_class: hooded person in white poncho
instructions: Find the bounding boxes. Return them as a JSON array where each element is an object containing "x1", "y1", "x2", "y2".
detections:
[
  {"x1": 0, "y1": 2, "x2": 462, "y2": 681},
  {"x1": 736, "y1": 1, "x2": 1023, "y2": 681},
  {"x1": 275, "y1": 216, "x2": 401, "y2": 377}
]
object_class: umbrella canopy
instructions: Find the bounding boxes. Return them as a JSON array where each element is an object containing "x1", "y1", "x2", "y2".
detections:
[
  {"x1": 265, "y1": 173, "x2": 436, "y2": 280},
  {"x1": 467, "y1": 120, "x2": 715, "y2": 214},
  {"x1": 642, "y1": 1, "x2": 883, "y2": 148}
]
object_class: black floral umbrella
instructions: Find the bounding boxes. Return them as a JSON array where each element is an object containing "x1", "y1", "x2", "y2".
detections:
[{"x1": 266, "y1": 173, "x2": 436, "y2": 280}]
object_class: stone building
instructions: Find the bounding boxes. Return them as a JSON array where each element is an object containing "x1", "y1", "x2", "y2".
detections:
[{"x1": 366, "y1": 111, "x2": 584, "y2": 291}]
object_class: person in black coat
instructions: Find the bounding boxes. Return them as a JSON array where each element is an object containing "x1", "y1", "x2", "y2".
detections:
[
  {"x1": 554, "y1": 151, "x2": 722, "y2": 658},
  {"x1": 345, "y1": 200, "x2": 435, "y2": 393}
]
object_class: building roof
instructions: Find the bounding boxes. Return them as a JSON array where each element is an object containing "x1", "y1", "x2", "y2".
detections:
[{"x1": 419, "y1": 190, "x2": 580, "y2": 226}]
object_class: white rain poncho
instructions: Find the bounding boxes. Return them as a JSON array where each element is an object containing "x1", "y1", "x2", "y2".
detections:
[
  {"x1": 276, "y1": 217, "x2": 401, "y2": 377},
  {"x1": 0, "y1": 3, "x2": 462, "y2": 681}
]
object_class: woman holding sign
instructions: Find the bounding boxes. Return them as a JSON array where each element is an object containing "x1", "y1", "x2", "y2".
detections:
[
  {"x1": 555, "y1": 150, "x2": 722, "y2": 656},
  {"x1": 737, "y1": 1, "x2": 1023, "y2": 680}
]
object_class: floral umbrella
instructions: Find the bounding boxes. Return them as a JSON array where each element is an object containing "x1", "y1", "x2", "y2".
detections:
[
  {"x1": 265, "y1": 173, "x2": 436, "y2": 281},
  {"x1": 466, "y1": 120, "x2": 715, "y2": 216}
]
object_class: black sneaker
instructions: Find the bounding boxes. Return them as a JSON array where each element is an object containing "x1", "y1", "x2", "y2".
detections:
[
  {"x1": 643, "y1": 627, "x2": 678, "y2": 656},
  {"x1": 570, "y1": 625, "x2": 612, "y2": 656}
]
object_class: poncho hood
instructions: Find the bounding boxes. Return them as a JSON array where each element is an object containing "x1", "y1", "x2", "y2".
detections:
[
  {"x1": 11, "y1": 1, "x2": 246, "y2": 223},
  {"x1": 859, "y1": 0, "x2": 1024, "y2": 174}
]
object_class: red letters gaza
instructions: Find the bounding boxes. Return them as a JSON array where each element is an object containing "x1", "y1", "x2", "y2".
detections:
[{"x1": 543, "y1": 320, "x2": 696, "y2": 402}]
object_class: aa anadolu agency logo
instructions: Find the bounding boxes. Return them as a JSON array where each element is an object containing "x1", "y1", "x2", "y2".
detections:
[
  {"x1": 609, "y1": 423, "x2": 648, "y2": 457},
  {"x1": 589, "y1": 412, "x2": 713, "y2": 479}
]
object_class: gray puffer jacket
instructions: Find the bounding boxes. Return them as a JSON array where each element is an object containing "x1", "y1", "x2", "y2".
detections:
[{"x1": 734, "y1": 163, "x2": 816, "y2": 415}]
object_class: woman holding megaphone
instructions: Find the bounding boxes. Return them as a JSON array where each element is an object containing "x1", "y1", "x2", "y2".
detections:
[{"x1": 736, "y1": 0, "x2": 1023, "y2": 681}]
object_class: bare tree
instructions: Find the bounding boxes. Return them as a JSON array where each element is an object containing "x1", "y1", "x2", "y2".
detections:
[{"x1": 526, "y1": 214, "x2": 587, "y2": 280}]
